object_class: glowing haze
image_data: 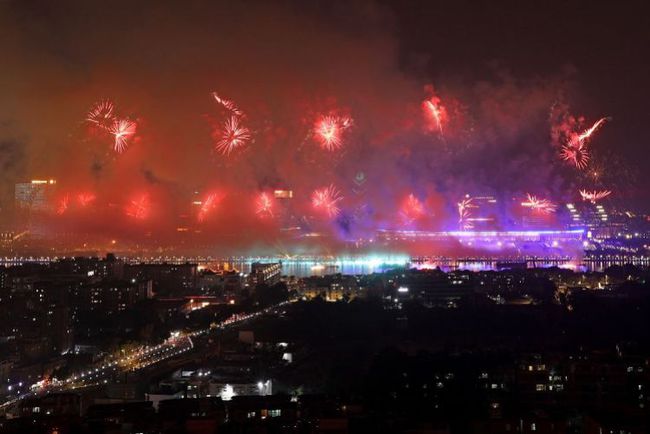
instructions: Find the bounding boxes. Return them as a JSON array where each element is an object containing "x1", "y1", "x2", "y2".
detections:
[{"x1": 0, "y1": 1, "x2": 641, "y2": 255}]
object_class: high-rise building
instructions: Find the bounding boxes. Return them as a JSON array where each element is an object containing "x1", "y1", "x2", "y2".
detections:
[
  {"x1": 249, "y1": 262, "x2": 282, "y2": 287},
  {"x1": 14, "y1": 179, "x2": 57, "y2": 212}
]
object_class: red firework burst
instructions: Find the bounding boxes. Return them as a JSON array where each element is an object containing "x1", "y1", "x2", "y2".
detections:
[
  {"x1": 212, "y1": 92, "x2": 244, "y2": 116},
  {"x1": 423, "y1": 96, "x2": 447, "y2": 135},
  {"x1": 579, "y1": 189, "x2": 611, "y2": 203},
  {"x1": 521, "y1": 194, "x2": 557, "y2": 214},
  {"x1": 312, "y1": 184, "x2": 343, "y2": 217},
  {"x1": 198, "y1": 193, "x2": 221, "y2": 222},
  {"x1": 57, "y1": 195, "x2": 70, "y2": 215},
  {"x1": 255, "y1": 192, "x2": 274, "y2": 218},
  {"x1": 125, "y1": 194, "x2": 150, "y2": 220},
  {"x1": 77, "y1": 193, "x2": 96, "y2": 207},
  {"x1": 314, "y1": 115, "x2": 352, "y2": 151},
  {"x1": 110, "y1": 118, "x2": 137, "y2": 153},
  {"x1": 400, "y1": 194, "x2": 425, "y2": 223},
  {"x1": 86, "y1": 99, "x2": 116, "y2": 130},
  {"x1": 560, "y1": 143, "x2": 591, "y2": 169},
  {"x1": 457, "y1": 198, "x2": 474, "y2": 230},
  {"x1": 215, "y1": 116, "x2": 251, "y2": 155}
]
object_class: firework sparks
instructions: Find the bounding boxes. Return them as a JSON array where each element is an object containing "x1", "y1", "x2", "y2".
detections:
[
  {"x1": 57, "y1": 195, "x2": 70, "y2": 215},
  {"x1": 77, "y1": 193, "x2": 96, "y2": 207},
  {"x1": 579, "y1": 189, "x2": 611, "y2": 203},
  {"x1": 109, "y1": 118, "x2": 137, "y2": 153},
  {"x1": 400, "y1": 194, "x2": 425, "y2": 223},
  {"x1": 215, "y1": 116, "x2": 251, "y2": 155},
  {"x1": 312, "y1": 184, "x2": 343, "y2": 217},
  {"x1": 521, "y1": 194, "x2": 557, "y2": 214},
  {"x1": 255, "y1": 192, "x2": 274, "y2": 218},
  {"x1": 560, "y1": 143, "x2": 591, "y2": 169},
  {"x1": 212, "y1": 92, "x2": 243, "y2": 116},
  {"x1": 457, "y1": 198, "x2": 474, "y2": 230},
  {"x1": 314, "y1": 115, "x2": 352, "y2": 151},
  {"x1": 423, "y1": 96, "x2": 447, "y2": 135},
  {"x1": 126, "y1": 194, "x2": 150, "y2": 220},
  {"x1": 86, "y1": 99, "x2": 116, "y2": 129},
  {"x1": 198, "y1": 193, "x2": 221, "y2": 222},
  {"x1": 571, "y1": 117, "x2": 609, "y2": 147}
]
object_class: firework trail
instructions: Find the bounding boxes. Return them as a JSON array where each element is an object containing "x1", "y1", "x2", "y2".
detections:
[
  {"x1": 86, "y1": 99, "x2": 116, "y2": 130},
  {"x1": 553, "y1": 111, "x2": 609, "y2": 170},
  {"x1": 571, "y1": 117, "x2": 609, "y2": 147},
  {"x1": 400, "y1": 194, "x2": 425, "y2": 223},
  {"x1": 126, "y1": 194, "x2": 150, "y2": 220},
  {"x1": 312, "y1": 184, "x2": 343, "y2": 217},
  {"x1": 212, "y1": 92, "x2": 244, "y2": 117},
  {"x1": 579, "y1": 189, "x2": 611, "y2": 203},
  {"x1": 255, "y1": 192, "x2": 274, "y2": 218},
  {"x1": 457, "y1": 198, "x2": 474, "y2": 230},
  {"x1": 57, "y1": 195, "x2": 70, "y2": 215},
  {"x1": 215, "y1": 116, "x2": 251, "y2": 155},
  {"x1": 423, "y1": 96, "x2": 447, "y2": 135},
  {"x1": 198, "y1": 193, "x2": 221, "y2": 222},
  {"x1": 109, "y1": 118, "x2": 137, "y2": 153},
  {"x1": 521, "y1": 194, "x2": 557, "y2": 213},
  {"x1": 77, "y1": 193, "x2": 96, "y2": 207},
  {"x1": 314, "y1": 115, "x2": 352, "y2": 151}
]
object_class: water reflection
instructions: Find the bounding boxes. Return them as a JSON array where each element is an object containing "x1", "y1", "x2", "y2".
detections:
[{"x1": 216, "y1": 257, "x2": 650, "y2": 277}]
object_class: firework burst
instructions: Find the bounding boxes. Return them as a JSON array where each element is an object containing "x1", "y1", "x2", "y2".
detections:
[
  {"x1": 423, "y1": 96, "x2": 447, "y2": 135},
  {"x1": 312, "y1": 184, "x2": 343, "y2": 217},
  {"x1": 198, "y1": 193, "x2": 221, "y2": 222},
  {"x1": 126, "y1": 194, "x2": 150, "y2": 220},
  {"x1": 521, "y1": 194, "x2": 557, "y2": 214},
  {"x1": 314, "y1": 115, "x2": 352, "y2": 151},
  {"x1": 560, "y1": 143, "x2": 591, "y2": 169},
  {"x1": 110, "y1": 118, "x2": 137, "y2": 153},
  {"x1": 215, "y1": 116, "x2": 251, "y2": 155},
  {"x1": 77, "y1": 193, "x2": 96, "y2": 207},
  {"x1": 57, "y1": 195, "x2": 70, "y2": 215},
  {"x1": 457, "y1": 198, "x2": 474, "y2": 230},
  {"x1": 255, "y1": 192, "x2": 274, "y2": 218},
  {"x1": 212, "y1": 92, "x2": 244, "y2": 116},
  {"x1": 579, "y1": 189, "x2": 611, "y2": 203},
  {"x1": 571, "y1": 117, "x2": 609, "y2": 148},
  {"x1": 400, "y1": 194, "x2": 425, "y2": 223},
  {"x1": 86, "y1": 99, "x2": 116, "y2": 130}
]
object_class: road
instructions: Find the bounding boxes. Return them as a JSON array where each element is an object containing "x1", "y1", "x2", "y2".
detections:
[{"x1": 0, "y1": 299, "x2": 294, "y2": 412}]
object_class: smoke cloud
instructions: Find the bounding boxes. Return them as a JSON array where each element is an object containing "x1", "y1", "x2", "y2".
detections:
[{"x1": 0, "y1": 0, "x2": 620, "y2": 254}]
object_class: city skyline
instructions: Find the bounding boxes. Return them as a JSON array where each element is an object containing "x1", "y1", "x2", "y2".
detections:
[{"x1": 0, "y1": 1, "x2": 649, "y2": 255}]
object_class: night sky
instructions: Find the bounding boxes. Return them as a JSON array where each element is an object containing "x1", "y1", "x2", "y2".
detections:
[{"x1": 0, "y1": 0, "x2": 648, "y2": 250}]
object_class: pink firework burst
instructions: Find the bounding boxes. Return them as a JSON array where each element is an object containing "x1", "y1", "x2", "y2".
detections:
[
  {"x1": 314, "y1": 115, "x2": 352, "y2": 151},
  {"x1": 109, "y1": 118, "x2": 137, "y2": 153},
  {"x1": 215, "y1": 116, "x2": 251, "y2": 155},
  {"x1": 312, "y1": 184, "x2": 343, "y2": 217},
  {"x1": 86, "y1": 99, "x2": 116, "y2": 130},
  {"x1": 521, "y1": 194, "x2": 557, "y2": 214},
  {"x1": 579, "y1": 189, "x2": 611, "y2": 203},
  {"x1": 255, "y1": 192, "x2": 274, "y2": 218}
]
